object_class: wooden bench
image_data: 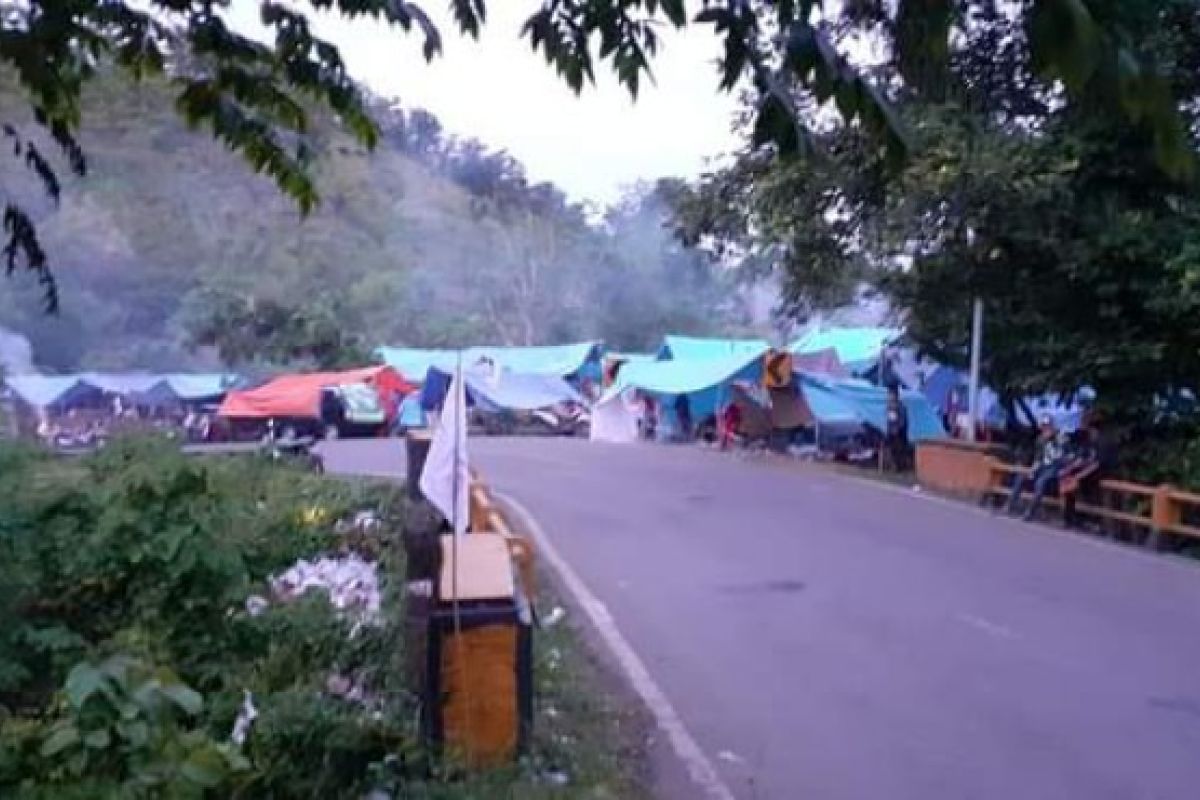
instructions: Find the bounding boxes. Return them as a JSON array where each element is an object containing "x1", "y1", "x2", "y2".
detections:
[
  {"x1": 981, "y1": 460, "x2": 1067, "y2": 512},
  {"x1": 981, "y1": 458, "x2": 1200, "y2": 548}
]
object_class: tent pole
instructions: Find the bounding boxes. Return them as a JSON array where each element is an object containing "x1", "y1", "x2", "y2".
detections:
[{"x1": 967, "y1": 297, "x2": 984, "y2": 443}]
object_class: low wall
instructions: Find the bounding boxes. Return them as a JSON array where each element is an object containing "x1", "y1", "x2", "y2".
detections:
[{"x1": 916, "y1": 439, "x2": 1006, "y2": 495}]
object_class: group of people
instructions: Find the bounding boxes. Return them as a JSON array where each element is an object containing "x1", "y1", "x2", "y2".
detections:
[{"x1": 1004, "y1": 414, "x2": 1115, "y2": 523}]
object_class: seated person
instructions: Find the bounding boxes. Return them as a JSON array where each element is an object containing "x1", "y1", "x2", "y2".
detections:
[
  {"x1": 1006, "y1": 416, "x2": 1067, "y2": 520},
  {"x1": 1061, "y1": 419, "x2": 1118, "y2": 527}
]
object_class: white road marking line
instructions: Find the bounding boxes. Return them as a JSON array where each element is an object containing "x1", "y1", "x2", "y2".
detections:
[
  {"x1": 956, "y1": 613, "x2": 1018, "y2": 640},
  {"x1": 495, "y1": 491, "x2": 738, "y2": 800}
]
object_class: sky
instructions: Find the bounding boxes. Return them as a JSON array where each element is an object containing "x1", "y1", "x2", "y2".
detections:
[{"x1": 226, "y1": 2, "x2": 741, "y2": 205}]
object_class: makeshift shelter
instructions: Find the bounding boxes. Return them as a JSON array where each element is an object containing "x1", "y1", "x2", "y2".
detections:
[
  {"x1": 4, "y1": 375, "x2": 103, "y2": 411},
  {"x1": 920, "y1": 366, "x2": 963, "y2": 415},
  {"x1": 790, "y1": 327, "x2": 902, "y2": 373},
  {"x1": 729, "y1": 382, "x2": 773, "y2": 439},
  {"x1": 420, "y1": 365, "x2": 582, "y2": 412},
  {"x1": 790, "y1": 347, "x2": 848, "y2": 378},
  {"x1": 602, "y1": 352, "x2": 655, "y2": 387},
  {"x1": 657, "y1": 335, "x2": 769, "y2": 361},
  {"x1": 592, "y1": 348, "x2": 766, "y2": 443},
  {"x1": 374, "y1": 347, "x2": 461, "y2": 381},
  {"x1": 794, "y1": 372, "x2": 946, "y2": 442},
  {"x1": 78, "y1": 372, "x2": 162, "y2": 396},
  {"x1": 219, "y1": 366, "x2": 411, "y2": 420},
  {"x1": 468, "y1": 342, "x2": 603, "y2": 382},
  {"x1": 375, "y1": 342, "x2": 603, "y2": 382}
]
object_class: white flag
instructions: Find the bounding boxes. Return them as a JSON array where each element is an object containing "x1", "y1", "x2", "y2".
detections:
[{"x1": 419, "y1": 363, "x2": 469, "y2": 535}]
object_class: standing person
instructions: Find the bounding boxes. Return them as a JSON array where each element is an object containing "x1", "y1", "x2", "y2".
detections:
[
  {"x1": 1006, "y1": 415, "x2": 1066, "y2": 520},
  {"x1": 719, "y1": 400, "x2": 742, "y2": 451},
  {"x1": 674, "y1": 393, "x2": 692, "y2": 442},
  {"x1": 885, "y1": 384, "x2": 910, "y2": 471},
  {"x1": 641, "y1": 392, "x2": 658, "y2": 440}
]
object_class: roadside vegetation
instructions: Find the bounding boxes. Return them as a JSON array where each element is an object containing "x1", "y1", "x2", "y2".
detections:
[{"x1": 0, "y1": 438, "x2": 646, "y2": 797}]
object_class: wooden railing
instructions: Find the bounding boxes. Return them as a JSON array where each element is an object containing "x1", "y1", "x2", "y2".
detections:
[
  {"x1": 468, "y1": 472, "x2": 536, "y2": 596},
  {"x1": 983, "y1": 458, "x2": 1200, "y2": 545}
]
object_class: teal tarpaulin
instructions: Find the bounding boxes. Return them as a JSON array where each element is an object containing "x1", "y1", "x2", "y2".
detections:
[
  {"x1": 468, "y1": 342, "x2": 602, "y2": 380},
  {"x1": 797, "y1": 372, "x2": 945, "y2": 441},
  {"x1": 657, "y1": 335, "x2": 769, "y2": 361},
  {"x1": 373, "y1": 347, "x2": 459, "y2": 380},
  {"x1": 790, "y1": 327, "x2": 902, "y2": 370},
  {"x1": 376, "y1": 342, "x2": 601, "y2": 380},
  {"x1": 607, "y1": 349, "x2": 766, "y2": 398},
  {"x1": 604, "y1": 348, "x2": 766, "y2": 423}
]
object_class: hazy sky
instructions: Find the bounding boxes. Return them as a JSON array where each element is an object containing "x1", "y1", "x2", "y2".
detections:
[{"x1": 227, "y1": 2, "x2": 740, "y2": 204}]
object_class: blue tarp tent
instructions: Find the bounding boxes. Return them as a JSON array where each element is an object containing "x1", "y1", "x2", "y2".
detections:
[
  {"x1": 376, "y1": 342, "x2": 602, "y2": 381},
  {"x1": 604, "y1": 347, "x2": 767, "y2": 429},
  {"x1": 921, "y1": 366, "x2": 962, "y2": 414},
  {"x1": 790, "y1": 327, "x2": 902, "y2": 372},
  {"x1": 657, "y1": 335, "x2": 769, "y2": 361},
  {"x1": 5, "y1": 375, "x2": 103, "y2": 410},
  {"x1": 797, "y1": 373, "x2": 946, "y2": 442},
  {"x1": 373, "y1": 347, "x2": 459, "y2": 381},
  {"x1": 607, "y1": 351, "x2": 656, "y2": 365},
  {"x1": 141, "y1": 374, "x2": 239, "y2": 405},
  {"x1": 80, "y1": 372, "x2": 162, "y2": 395},
  {"x1": 468, "y1": 342, "x2": 603, "y2": 382},
  {"x1": 420, "y1": 366, "x2": 583, "y2": 412}
]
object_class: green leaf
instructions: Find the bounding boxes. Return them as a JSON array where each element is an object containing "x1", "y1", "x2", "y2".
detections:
[
  {"x1": 40, "y1": 724, "x2": 80, "y2": 757},
  {"x1": 116, "y1": 720, "x2": 150, "y2": 747},
  {"x1": 83, "y1": 728, "x2": 111, "y2": 749},
  {"x1": 64, "y1": 663, "x2": 110, "y2": 710},
  {"x1": 159, "y1": 683, "x2": 203, "y2": 716},
  {"x1": 180, "y1": 746, "x2": 228, "y2": 788}
]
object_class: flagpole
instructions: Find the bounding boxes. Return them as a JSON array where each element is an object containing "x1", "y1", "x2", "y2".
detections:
[{"x1": 449, "y1": 350, "x2": 471, "y2": 753}]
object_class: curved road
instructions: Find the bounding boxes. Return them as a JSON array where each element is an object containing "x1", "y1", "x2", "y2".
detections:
[{"x1": 323, "y1": 437, "x2": 1200, "y2": 800}]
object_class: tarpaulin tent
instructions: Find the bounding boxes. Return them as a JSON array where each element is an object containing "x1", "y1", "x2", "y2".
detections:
[
  {"x1": 921, "y1": 366, "x2": 962, "y2": 415},
  {"x1": 795, "y1": 372, "x2": 945, "y2": 441},
  {"x1": 657, "y1": 335, "x2": 769, "y2": 361},
  {"x1": 791, "y1": 347, "x2": 848, "y2": 378},
  {"x1": 219, "y1": 366, "x2": 411, "y2": 420},
  {"x1": 790, "y1": 327, "x2": 902, "y2": 372},
  {"x1": 4, "y1": 375, "x2": 103, "y2": 410},
  {"x1": 592, "y1": 347, "x2": 767, "y2": 442},
  {"x1": 80, "y1": 372, "x2": 163, "y2": 396},
  {"x1": 376, "y1": 342, "x2": 602, "y2": 381},
  {"x1": 468, "y1": 342, "x2": 602, "y2": 381},
  {"x1": 420, "y1": 365, "x2": 582, "y2": 412},
  {"x1": 373, "y1": 347, "x2": 459, "y2": 381},
  {"x1": 151, "y1": 374, "x2": 239, "y2": 402}
]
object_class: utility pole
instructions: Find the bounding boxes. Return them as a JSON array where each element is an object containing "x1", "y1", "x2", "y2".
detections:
[{"x1": 967, "y1": 297, "x2": 984, "y2": 442}]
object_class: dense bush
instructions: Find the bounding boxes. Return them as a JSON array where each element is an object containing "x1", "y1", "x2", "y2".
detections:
[{"x1": 0, "y1": 437, "x2": 416, "y2": 797}]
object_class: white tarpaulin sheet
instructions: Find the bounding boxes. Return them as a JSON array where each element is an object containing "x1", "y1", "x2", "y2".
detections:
[{"x1": 589, "y1": 390, "x2": 640, "y2": 444}]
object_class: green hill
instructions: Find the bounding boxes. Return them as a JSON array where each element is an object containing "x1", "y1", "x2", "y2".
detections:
[{"x1": 0, "y1": 71, "x2": 744, "y2": 372}]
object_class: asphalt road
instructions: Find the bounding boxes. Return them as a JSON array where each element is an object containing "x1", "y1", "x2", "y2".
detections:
[{"x1": 323, "y1": 436, "x2": 1200, "y2": 800}]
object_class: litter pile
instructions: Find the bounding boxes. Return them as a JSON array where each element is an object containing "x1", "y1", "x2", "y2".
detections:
[{"x1": 268, "y1": 553, "x2": 382, "y2": 631}]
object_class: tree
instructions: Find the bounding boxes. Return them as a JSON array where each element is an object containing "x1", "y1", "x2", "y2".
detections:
[
  {"x1": 666, "y1": 0, "x2": 1200, "y2": 470},
  {"x1": 3, "y1": 0, "x2": 1194, "y2": 312},
  {"x1": 182, "y1": 290, "x2": 368, "y2": 370}
]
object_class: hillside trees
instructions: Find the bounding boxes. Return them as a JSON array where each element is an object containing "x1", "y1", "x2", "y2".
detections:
[{"x1": 2, "y1": 0, "x2": 1193, "y2": 311}]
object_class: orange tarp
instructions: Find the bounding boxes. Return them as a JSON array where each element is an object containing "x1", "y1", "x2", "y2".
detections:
[{"x1": 218, "y1": 365, "x2": 412, "y2": 420}]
